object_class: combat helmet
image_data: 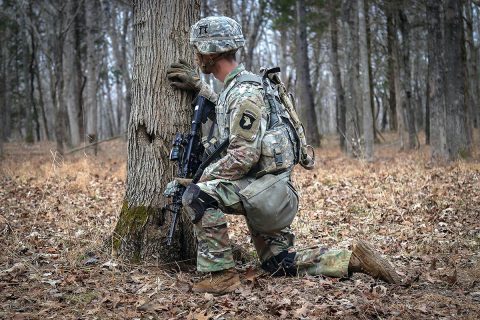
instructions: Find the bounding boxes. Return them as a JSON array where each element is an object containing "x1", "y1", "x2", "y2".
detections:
[{"x1": 190, "y1": 16, "x2": 245, "y2": 55}]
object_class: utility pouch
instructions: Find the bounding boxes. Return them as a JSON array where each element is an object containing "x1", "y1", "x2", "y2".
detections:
[
  {"x1": 239, "y1": 171, "x2": 298, "y2": 233},
  {"x1": 255, "y1": 124, "x2": 295, "y2": 177}
]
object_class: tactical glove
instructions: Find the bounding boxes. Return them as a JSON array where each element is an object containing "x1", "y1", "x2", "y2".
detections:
[
  {"x1": 163, "y1": 180, "x2": 180, "y2": 197},
  {"x1": 175, "y1": 178, "x2": 193, "y2": 187},
  {"x1": 167, "y1": 59, "x2": 203, "y2": 92},
  {"x1": 166, "y1": 59, "x2": 218, "y2": 102}
]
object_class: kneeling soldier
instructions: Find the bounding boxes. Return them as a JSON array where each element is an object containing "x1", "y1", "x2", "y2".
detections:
[{"x1": 166, "y1": 16, "x2": 400, "y2": 295}]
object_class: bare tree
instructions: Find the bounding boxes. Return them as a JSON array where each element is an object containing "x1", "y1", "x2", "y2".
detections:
[
  {"x1": 85, "y1": 0, "x2": 100, "y2": 150},
  {"x1": 239, "y1": 0, "x2": 267, "y2": 72},
  {"x1": 296, "y1": 0, "x2": 321, "y2": 147},
  {"x1": 329, "y1": 0, "x2": 346, "y2": 151},
  {"x1": 359, "y1": 0, "x2": 374, "y2": 160},
  {"x1": 444, "y1": 0, "x2": 471, "y2": 158},
  {"x1": 64, "y1": 0, "x2": 81, "y2": 146},
  {"x1": 342, "y1": 0, "x2": 361, "y2": 156},
  {"x1": 112, "y1": 0, "x2": 199, "y2": 262}
]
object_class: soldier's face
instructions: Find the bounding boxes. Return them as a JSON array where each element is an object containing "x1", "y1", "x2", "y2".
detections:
[{"x1": 194, "y1": 51, "x2": 219, "y2": 74}]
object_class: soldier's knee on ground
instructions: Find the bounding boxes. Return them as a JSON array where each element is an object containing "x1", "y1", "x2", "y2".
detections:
[{"x1": 181, "y1": 183, "x2": 218, "y2": 223}]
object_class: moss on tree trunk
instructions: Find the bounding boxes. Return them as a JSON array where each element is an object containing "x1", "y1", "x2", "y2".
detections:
[{"x1": 112, "y1": 201, "x2": 196, "y2": 263}]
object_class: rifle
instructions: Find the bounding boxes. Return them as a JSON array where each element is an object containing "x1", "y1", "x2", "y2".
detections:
[{"x1": 162, "y1": 95, "x2": 227, "y2": 246}]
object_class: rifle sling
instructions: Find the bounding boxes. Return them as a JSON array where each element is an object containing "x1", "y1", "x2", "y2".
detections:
[{"x1": 192, "y1": 138, "x2": 229, "y2": 183}]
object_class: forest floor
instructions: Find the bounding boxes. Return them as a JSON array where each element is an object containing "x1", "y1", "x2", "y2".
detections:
[{"x1": 1, "y1": 134, "x2": 480, "y2": 319}]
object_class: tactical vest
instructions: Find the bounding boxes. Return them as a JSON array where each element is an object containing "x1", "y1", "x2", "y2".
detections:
[{"x1": 217, "y1": 67, "x2": 315, "y2": 177}]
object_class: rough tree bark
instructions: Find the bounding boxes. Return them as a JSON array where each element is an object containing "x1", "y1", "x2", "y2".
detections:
[
  {"x1": 64, "y1": 0, "x2": 81, "y2": 147},
  {"x1": 112, "y1": 0, "x2": 199, "y2": 263},
  {"x1": 51, "y1": 2, "x2": 67, "y2": 155},
  {"x1": 358, "y1": 0, "x2": 374, "y2": 161},
  {"x1": 22, "y1": 17, "x2": 34, "y2": 143},
  {"x1": 389, "y1": 7, "x2": 407, "y2": 150},
  {"x1": 464, "y1": 1, "x2": 478, "y2": 136},
  {"x1": 444, "y1": 0, "x2": 471, "y2": 158},
  {"x1": 329, "y1": 0, "x2": 346, "y2": 151},
  {"x1": 386, "y1": 2, "x2": 397, "y2": 131},
  {"x1": 364, "y1": 0, "x2": 378, "y2": 143},
  {"x1": 296, "y1": 0, "x2": 320, "y2": 147},
  {"x1": 427, "y1": 0, "x2": 448, "y2": 161},
  {"x1": 106, "y1": 2, "x2": 132, "y2": 134},
  {"x1": 216, "y1": 0, "x2": 233, "y2": 17},
  {"x1": 397, "y1": 9, "x2": 418, "y2": 149},
  {"x1": 342, "y1": 0, "x2": 361, "y2": 157},
  {"x1": 0, "y1": 29, "x2": 5, "y2": 157},
  {"x1": 85, "y1": 0, "x2": 99, "y2": 149}
]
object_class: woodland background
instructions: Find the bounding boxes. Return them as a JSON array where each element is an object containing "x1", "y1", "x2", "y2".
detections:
[
  {"x1": 1, "y1": 0, "x2": 479, "y2": 160},
  {"x1": 1, "y1": 0, "x2": 480, "y2": 319}
]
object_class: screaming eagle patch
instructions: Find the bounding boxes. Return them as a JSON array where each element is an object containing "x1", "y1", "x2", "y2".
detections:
[
  {"x1": 240, "y1": 112, "x2": 256, "y2": 130},
  {"x1": 231, "y1": 99, "x2": 262, "y2": 141}
]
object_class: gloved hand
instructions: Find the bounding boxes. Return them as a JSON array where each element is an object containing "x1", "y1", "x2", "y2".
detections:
[
  {"x1": 175, "y1": 178, "x2": 193, "y2": 187},
  {"x1": 166, "y1": 59, "x2": 203, "y2": 92},
  {"x1": 163, "y1": 180, "x2": 180, "y2": 197}
]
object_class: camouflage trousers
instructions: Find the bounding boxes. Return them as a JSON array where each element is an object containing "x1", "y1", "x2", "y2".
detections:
[{"x1": 188, "y1": 177, "x2": 351, "y2": 277}]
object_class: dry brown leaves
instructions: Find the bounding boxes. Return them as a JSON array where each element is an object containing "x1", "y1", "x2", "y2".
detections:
[{"x1": 1, "y1": 136, "x2": 479, "y2": 319}]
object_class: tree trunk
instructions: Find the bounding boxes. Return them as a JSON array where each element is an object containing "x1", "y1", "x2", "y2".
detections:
[
  {"x1": 52, "y1": 6, "x2": 67, "y2": 155},
  {"x1": 475, "y1": 5, "x2": 480, "y2": 129},
  {"x1": 112, "y1": 0, "x2": 199, "y2": 263},
  {"x1": 342, "y1": 0, "x2": 360, "y2": 156},
  {"x1": 358, "y1": 0, "x2": 374, "y2": 161},
  {"x1": 296, "y1": 0, "x2": 320, "y2": 147},
  {"x1": 386, "y1": 4, "x2": 397, "y2": 131},
  {"x1": 0, "y1": 32, "x2": 5, "y2": 157},
  {"x1": 398, "y1": 10, "x2": 418, "y2": 149},
  {"x1": 22, "y1": 11, "x2": 34, "y2": 143},
  {"x1": 217, "y1": 0, "x2": 233, "y2": 17},
  {"x1": 427, "y1": 0, "x2": 448, "y2": 161},
  {"x1": 34, "y1": 48, "x2": 50, "y2": 140},
  {"x1": 464, "y1": 1, "x2": 478, "y2": 137},
  {"x1": 389, "y1": 7, "x2": 406, "y2": 150},
  {"x1": 85, "y1": 0, "x2": 99, "y2": 148},
  {"x1": 243, "y1": 0, "x2": 266, "y2": 72},
  {"x1": 425, "y1": 64, "x2": 430, "y2": 145},
  {"x1": 364, "y1": 0, "x2": 378, "y2": 143},
  {"x1": 107, "y1": 3, "x2": 132, "y2": 135},
  {"x1": 64, "y1": 0, "x2": 81, "y2": 147},
  {"x1": 444, "y1": 0, "x2": 471, "y2": 158},
  {"x1": 330, "y1": 1, "x2": 346, "y2": 151}
]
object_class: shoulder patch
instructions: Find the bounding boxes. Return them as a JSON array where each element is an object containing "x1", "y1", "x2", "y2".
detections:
[{"x1": 231, "y1": 99, "x2": 261, "y2": 141}]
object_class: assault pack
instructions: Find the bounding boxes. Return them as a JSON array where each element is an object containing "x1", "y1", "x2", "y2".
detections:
[{"x1": 224, "y1": 67, "x2": 315, "y2": 176}]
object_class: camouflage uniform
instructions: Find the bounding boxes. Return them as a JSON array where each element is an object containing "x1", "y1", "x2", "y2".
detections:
[
  {"x1": 176, "y1": 16, "x2": 351, "y2": 277},
  {"x1": 187, "y1": 64, "x2": 351, "y2": 276}
]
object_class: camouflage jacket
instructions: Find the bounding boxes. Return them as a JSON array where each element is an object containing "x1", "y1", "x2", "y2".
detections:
[{"x1": 199, "y1": 64, "x2": 268, "y2": 182}]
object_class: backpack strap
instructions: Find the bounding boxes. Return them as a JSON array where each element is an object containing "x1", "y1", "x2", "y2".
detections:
[
  {"x1": 235, "y1": 74, "x2": 262, "y2": 85},
  {"x1": 218, "y1": 73, "x2": 263, "y2": 108}
]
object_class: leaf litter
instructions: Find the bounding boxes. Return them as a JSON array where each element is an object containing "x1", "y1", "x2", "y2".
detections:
[{"x1": 0, "y1": 137, "x2": 479, "y2": 319}]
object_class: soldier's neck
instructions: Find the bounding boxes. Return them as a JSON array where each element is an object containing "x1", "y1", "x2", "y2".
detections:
[{"x1": 213, "y1": 60, "x2": 238, "y2": 83}]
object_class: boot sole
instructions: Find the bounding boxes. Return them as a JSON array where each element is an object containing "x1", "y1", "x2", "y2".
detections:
[
  {"x1": 192, "y1": 275, "x2": 241, "y2": 295},
  {"x1": 353, "y1": 240, "x2": 401, "y2": 284}
]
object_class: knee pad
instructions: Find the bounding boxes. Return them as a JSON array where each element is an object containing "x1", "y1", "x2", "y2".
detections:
[
  {"x1": 261, "y1": 251, "x2": 297, "y2": 276},
  {"x1": 182, "y1": 184, "x2": 218, "y2": 223}
]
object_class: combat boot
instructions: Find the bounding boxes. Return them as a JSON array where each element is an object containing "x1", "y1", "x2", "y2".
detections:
[
  {"x1": 193, "y1": 268, "x2": 240, "y2": 295},
  {"x1": 348, "y1": 240, "x2": 401, "y2": 284}
]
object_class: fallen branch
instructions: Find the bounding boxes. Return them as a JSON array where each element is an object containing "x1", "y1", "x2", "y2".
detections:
[{"x1": 65, "y1": 133, "x2": 126, "y2": 155}]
